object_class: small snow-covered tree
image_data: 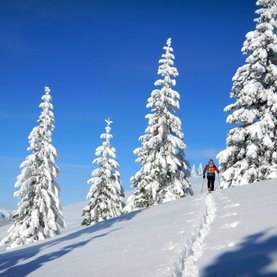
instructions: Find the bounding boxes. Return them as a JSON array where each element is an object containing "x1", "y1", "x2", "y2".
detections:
[
  {"x1": 191, "y1": 164, "x2": 197, "y2": 177},
  {"x1": 125, "y1": 38, "x2": 192, "y2": 212},
  {"x1": 82, "y1": 119, "x2": 125, "y2": 225},
  {"x1": 197, "y1": 163, "x2": 203, "y2": 176},
  {"x1": 1, "y1": 87, "x2": 65, "y2": 249},
  {"x1": 217, "y1": 0, "x2": 277, "y2": 188}
]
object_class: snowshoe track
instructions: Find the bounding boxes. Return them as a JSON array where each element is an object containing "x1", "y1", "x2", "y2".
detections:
[{"x1": 171, "y1": 194, "x2": 216, "y2": 277}]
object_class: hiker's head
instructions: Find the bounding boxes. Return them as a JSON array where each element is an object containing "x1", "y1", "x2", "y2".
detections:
[{"x1": 209, "y1": 159, "x2": 214, "y2": 164}]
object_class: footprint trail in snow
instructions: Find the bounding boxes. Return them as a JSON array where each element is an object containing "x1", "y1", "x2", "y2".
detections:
[{"x1": 171, "y1": 193, "x2": 216, "y2": 277}]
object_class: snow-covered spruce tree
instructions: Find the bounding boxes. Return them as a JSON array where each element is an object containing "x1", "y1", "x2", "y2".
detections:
[
  {"x1": 197, "y1": 163, "x2": 203, "y2": 176},
  {"x1": 125, "y1": 38, "x2": 192, "y2": 212},
  {"x1": 82, "y1": 119, "x2": 125, "y2": 225},
  {"x1": 191, "y1": 164, "x2": 197, "y2": 177},
  {"x1": 217, "y1": 0, "x2": 277, "y2": 188},
  {"x1": 1, "y1": 87, "x2": 65, "y2": 249}
]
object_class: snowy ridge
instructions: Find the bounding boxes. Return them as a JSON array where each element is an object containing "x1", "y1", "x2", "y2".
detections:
[
  {"x1": 0, "y1": 210, "x2": 13, "y2": 227},
  {"x1": 171, "y1": 194, "x2": 216, "y2": 277}
]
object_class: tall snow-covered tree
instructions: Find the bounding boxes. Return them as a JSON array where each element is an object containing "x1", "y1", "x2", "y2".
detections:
[
  {"x1": 82, "y1": 119, "x2": 125, "y2": 225},
  {"x1": 191, "y1": 164, "x2": 197, "y2": 177},
  {"x1": 1, "y1": 87, "x2": 65, "y2": 249},
  {"x1": 197, "y1": 163, "x2": 203, "y2": 176},
  {"x1": 125, "y1": 38, "x2": 192, "y2": 212},
  {"x1": 217, "y1": 0, "x2": 277, "y2": 188}
]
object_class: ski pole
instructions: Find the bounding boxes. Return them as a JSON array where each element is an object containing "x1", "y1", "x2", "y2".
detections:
[
  {"x1": 201, "y1": 178, "x2": 205, "y2": 194},
  {"x1": 217, "y1": 174, "x2": 221, "y2": 190}
]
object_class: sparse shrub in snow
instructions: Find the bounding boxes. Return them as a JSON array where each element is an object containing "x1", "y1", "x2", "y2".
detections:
[
  {"x1": 191, "y1": 164, "x2": 197, "y2": 177},
  {"x1": 197, "y1": 163, "x2": 203, "y2": 176},
  {"x1": 82, "y1": 119, "x2": 125, "y2": 225},
  {"x1": 1, "y1": 87, "x2": 65, "y2": 249},
  {"x1": 125, "y1": 38, "x2": 192, "y2": 212},
  {"x1": 217, "y1": 0, "x2": 277, "y2": 188}
]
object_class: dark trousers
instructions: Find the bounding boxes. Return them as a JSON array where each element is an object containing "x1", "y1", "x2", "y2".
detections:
[{"x1": 207, "y1": 175, "x2": 215, "y2": 191}]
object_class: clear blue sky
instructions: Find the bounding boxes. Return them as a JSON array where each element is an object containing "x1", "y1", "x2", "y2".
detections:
[{"x1": 0, "y1": 0, "x2": 256, "y2": 208}]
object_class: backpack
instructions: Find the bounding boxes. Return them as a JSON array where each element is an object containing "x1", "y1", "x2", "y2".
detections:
[{"x1": 207, "y1": 164, "x2": 215, "y2": 175}]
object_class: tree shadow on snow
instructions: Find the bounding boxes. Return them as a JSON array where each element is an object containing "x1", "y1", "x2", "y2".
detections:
[
  {"x1": 0, "y1": 231, "x2": 117, "y2": 277},
  {"x1": 202, "y1": 229, "x2": 277, "y2": 277},
  {"x1": 0, "y1": 209, "x2": 142, "y2": 276}
]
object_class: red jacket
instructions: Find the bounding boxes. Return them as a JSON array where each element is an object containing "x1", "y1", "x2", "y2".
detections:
[{"x1": 204, "y1": 164, "x2": 220, "y2": 177}]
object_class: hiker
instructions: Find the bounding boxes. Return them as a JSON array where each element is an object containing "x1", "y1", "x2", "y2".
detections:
[{"x1": 203, "y1": 159, "x2": 220, "y2": 192}]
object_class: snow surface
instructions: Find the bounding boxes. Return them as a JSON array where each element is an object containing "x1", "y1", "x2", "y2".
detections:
[{"x1": 0, "y1": 177, "x2": 277, "y2": 276}]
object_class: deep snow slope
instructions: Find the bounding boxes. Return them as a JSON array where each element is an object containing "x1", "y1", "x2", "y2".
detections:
[
  {"x1": 0, "y1": 177, "x2": 276, "y2": 277},
  {"x1": 0, "y1": 192, "x2": 207, "y2": 277},
  {"x1": 199, "y1": 178, "x2": 277, "y2": 277}
]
